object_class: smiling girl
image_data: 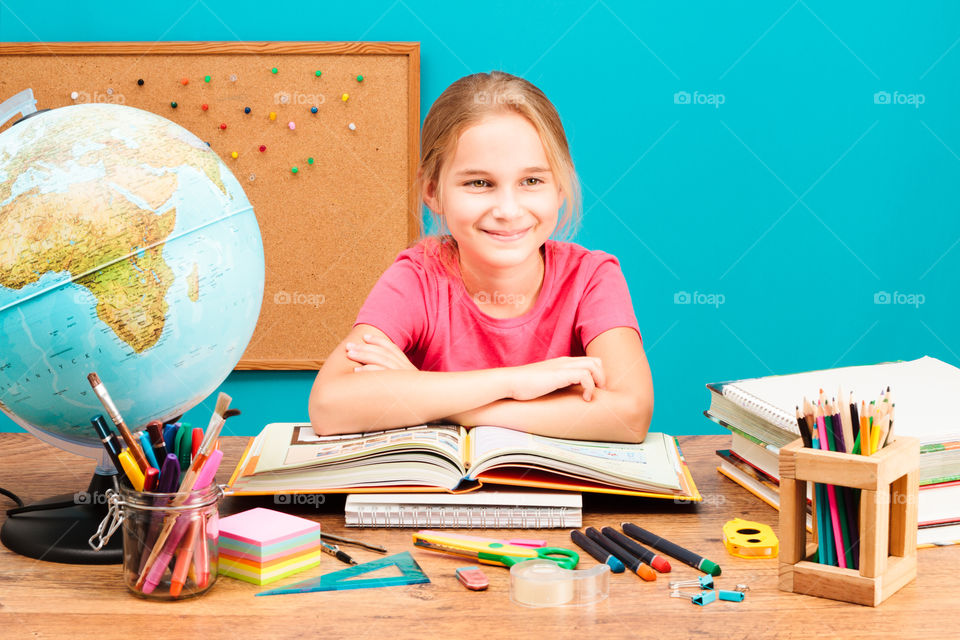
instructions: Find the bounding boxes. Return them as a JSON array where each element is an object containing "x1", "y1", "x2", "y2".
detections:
[{"x1": 309, "y1": 71, "x2": 652, "y2": 442}]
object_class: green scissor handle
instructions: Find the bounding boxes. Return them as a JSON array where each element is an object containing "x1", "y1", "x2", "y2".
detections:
[{"x1": 479, "y1": 546, "x2": 579, "y2": 570}]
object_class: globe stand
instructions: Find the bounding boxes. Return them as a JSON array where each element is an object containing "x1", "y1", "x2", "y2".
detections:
[{"x1": 1, "y1": 470, "x2": 123, "y2": 564}]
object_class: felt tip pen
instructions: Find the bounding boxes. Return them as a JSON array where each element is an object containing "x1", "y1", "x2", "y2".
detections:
[
  {"x1": 117, "y1": 450, "x2": 145, "y2": 491},
  {"x1": 570, "y1": 529, "x2": 625, "y2": 573},
  {"x1": 157, "y1": 454, "x2": 181, "y2": 493},
  {"x1": 138, "y1": 430, "x2": 160, "y2": 471},
  {"x1": 87, "y1": 372, "x2": 149, "y2": 474},
  {"x1": 90, "y1": 415, "x2": 125, "y2": 475},
  {"x1": 142, "y1": 467, "x2": 159, "y2": 492},
  {"x1": 146, "y1": 420, "x2": 167, "y2": 464},
  {"x1": 163, "y1": 424, "x2": 179, "y2": 458},
  {"x1": 621, "y1": 522, "x2": 721, "y2": 577},
  {"x1": 600, "y1": 527, "x2": 671, "y2": 573},
  {"x1": 584, "y1": 527, "x2": 655, "y2": 581}
]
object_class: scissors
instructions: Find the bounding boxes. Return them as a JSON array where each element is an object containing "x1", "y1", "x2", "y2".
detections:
[{"x1": 412, "y1": 531, "x2": 579, "y2": 570}]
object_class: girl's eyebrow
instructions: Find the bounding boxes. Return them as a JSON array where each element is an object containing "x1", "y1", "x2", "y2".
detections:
[{"x1": 453, "y1": 166, "x2": 551, "y2": 177}]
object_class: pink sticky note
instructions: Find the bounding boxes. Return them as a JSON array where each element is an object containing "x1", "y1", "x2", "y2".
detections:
[{"x1": 217, "y1": 508, "x2": 321, "y2": 547}]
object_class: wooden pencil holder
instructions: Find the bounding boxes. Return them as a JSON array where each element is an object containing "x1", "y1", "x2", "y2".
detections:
[{"x1": 778, "y1": 436, "x2": 919, "y2": 607}]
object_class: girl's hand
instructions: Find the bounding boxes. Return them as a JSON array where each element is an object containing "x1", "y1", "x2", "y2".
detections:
[
  {"x1": 508, "y1": 357, "x2": 606, "y2": 402},
  {"x1": 345, "y1": 333, "x2": 418, "y2": 372}
]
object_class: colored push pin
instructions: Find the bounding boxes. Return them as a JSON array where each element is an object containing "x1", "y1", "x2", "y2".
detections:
[
  {"x1": 137, "y1": 79, "x2": 144, "y2": 87},
  {"x1": 219, "y1": 123, "x2": 227, "y2": 130},
  {"x1": 244, "y1": 107, "x2": 251, "y2": 114},
  {"x1": 269, "y1": 112, "x2": 277, "y2": 121},
  {"x1": 201, "y1": 103, "x2": 209, "y2": 111},
  {"x1": 307, "y1": 157, "x2": 314, "y2": 165},
  {"x1": 204, "y1": 75, "x2": 211, "y2": 83},
  {"x1": 356, "y1": 74, "x2": 363, "y2": 82},
  {"x1": 717, "y1": 590, "x2": 746, "y2": 602},
  {"x1": 341, "y1": 93, "x2": 349, "y2": 102},
  {"x1": 249, "y1": 173, "x2": 256, "y2": 181},
  {"x1": 310, "y1": 106, "x2": 318, "y2": 114},
  {"x1": 171, "y1": 101, "x2": 178, "y2": 109},
  {"x1": 288, "y1": 121, "x2": 296, "y2": 130},
  {"x1": 180, "y1": 77, "x2": 189, "y2": 85},
  {"x1": 348, "y1": 122, "x2": 357, "y2": 131},
  {"x1": 271, "y1": 67, "x2": 278, "y2": 74},
  {"x1": 670, "y1": 590, "x2": 716, "y2": 606},
  {"x1": 231, "y1": 151, "x2": 238, "y2": 159},
  {"x1": 70, "y1": 91, "x2": 79, "y2": 100},
  {"x1": 230, "y1": 74, "x2": 237, "y2": 82},
  {"x1": 291, "y1": 166, "x2": 299, "y2": 174},
  {"x1": 259, "y1": 145, "x2": 267, "y2": 152},
  {"x1": 315, "y1": 70, "x2": 322, "y2": 77},
  {"x1": 668, "y1": 576, "x2": 714, "y2": 590}
]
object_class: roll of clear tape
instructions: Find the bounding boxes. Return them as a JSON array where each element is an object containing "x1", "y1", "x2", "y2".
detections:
[{"x1": 509, "y1": 559, "x2": 610, "y2": 608}]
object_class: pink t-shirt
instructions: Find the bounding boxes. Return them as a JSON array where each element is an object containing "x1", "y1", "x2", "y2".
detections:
[{"x1": 354, "y1": 240, "x2": 641, "y2": 372}]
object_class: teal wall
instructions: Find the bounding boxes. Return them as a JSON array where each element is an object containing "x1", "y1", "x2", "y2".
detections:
[{"x1": 3, "y1": 1, "x2": 959, "y2": 438}]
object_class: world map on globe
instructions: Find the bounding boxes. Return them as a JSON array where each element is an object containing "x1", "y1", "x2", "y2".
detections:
[{"x1": 0, "y1": 102, "x2": 264, "y2": 448}]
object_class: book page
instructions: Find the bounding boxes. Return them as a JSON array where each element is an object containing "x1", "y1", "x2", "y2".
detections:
[
  {"x1": 253, "y1": 423, "x2": 464, "y2": 473},
  {"x1": 467, "y1": 427, "x2": 682, "y2": 491}
]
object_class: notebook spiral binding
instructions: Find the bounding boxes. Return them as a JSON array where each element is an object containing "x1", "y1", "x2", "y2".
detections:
[
  {"x1": 722, "y1": 385, "x2": 799, "y2": 435},
  {"x1": 347, "y1": 505, "x2": 581, "y2": 528}
]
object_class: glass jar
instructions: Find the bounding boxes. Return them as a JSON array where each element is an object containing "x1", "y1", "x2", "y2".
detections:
[{"x1": 103, "y1": 481, "x2": 221, "y2": 600}]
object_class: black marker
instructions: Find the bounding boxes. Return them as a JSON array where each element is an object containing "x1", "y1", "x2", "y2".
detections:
[
  {"x1": 570, "y1": 529, "x2": 625, "y2": 573},
  {"x1": 621, "y1": 522, "x2": 721, "y2": 576}
]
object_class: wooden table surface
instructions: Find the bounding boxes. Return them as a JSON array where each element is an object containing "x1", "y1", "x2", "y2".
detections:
[{"x1": 1, "y1": 433, "x2": 956, "y2": 639}]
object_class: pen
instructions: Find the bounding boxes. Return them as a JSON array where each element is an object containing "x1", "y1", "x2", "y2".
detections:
[
  {"x1": 191, "y1": 427, "x2": 203, "y2": 461},
  {"x1": 157, "y1": 454, "x2": 181, "y2": 493},
  {"x1": 570, "y1": 529, "x2": 625, "y2": 573},
  {"x1": 163, "y1": 423, "x2": 180, "y2": 458},
  {"x1": 319, "y1": 532, "x2": 387, "y2": 553},
  {"x1": 621, "y1": 522, "x2": 721, "y2": 576},
  {"x1": 176, "y1": 423, "x2": 192, "y2": 471},
  {"x1": 88, "y1": 372, "x2": 149, "y2": 473},
  {"x1": 320, "y1": 541, "x2": 357, "y2": 565},
  {"x1": 600, "y1": 527, "x2": 671, "y2": 573},
  {"x1": 90, "y1": 415, "x2": 125, "y2": 475},
  {"x1": 170, "y1": 519, "x2": 200, "y2": 597},
  {"x1": 142, "y1": 467, "x2": 159, "y2": 492}
]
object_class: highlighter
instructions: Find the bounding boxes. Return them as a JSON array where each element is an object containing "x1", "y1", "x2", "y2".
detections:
[{"x1": 118, "y1": 450, "x2": 145, "y2": 491}]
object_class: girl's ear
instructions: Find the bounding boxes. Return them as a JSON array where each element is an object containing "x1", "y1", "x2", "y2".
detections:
[{"x1": 422, "y1": 175, "x2": 440, "y2": 214}]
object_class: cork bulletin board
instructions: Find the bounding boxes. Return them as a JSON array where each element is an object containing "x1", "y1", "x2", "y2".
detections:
[{"x1": 0, "y1": 41, "x2": 420, "y2": 370}]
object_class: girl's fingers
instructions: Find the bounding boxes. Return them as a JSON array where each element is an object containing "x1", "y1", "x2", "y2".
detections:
[
  {"x1": 578, "y1": 369, "x2": 596, "y2": 401},
  {"x1": 354, "y1": 364, "x2": 385, "y2": 372}
]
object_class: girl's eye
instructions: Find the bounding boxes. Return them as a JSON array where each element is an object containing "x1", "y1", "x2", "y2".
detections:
[
  {"x1": 522, "y1": 177, "x2": 543, "y2": 186},
  {"x1": 466, "y1": 179, "x2": 490, "y2": 188}
]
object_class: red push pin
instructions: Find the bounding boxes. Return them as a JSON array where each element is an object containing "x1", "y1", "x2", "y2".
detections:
[
  {"x1": 180, "y1": 77, "x2": 189, "y2": 86},
  {"x1": 258, "y1": 145, "x2": 266, "y2": 152},
  {"x1": 201, "y1": 103, "x2": 209, "y2": 111},
  {"x1": 219, "y1": 123, "x2": 227, "y2": 130}
]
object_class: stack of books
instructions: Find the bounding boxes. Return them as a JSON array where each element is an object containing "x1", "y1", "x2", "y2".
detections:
[
  {"x1": 217, "y1": 508, "x2": 324, "y2": 585},
  {"x1": 705, "y1": 356, "x2": 960, "y2": 547}
]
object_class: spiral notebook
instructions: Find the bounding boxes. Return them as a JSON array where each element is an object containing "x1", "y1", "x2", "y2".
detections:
[{"x1": 344, "y1": 491, "x2": 582, "y2": 528}]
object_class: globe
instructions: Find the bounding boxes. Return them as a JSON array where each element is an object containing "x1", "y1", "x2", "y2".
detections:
[{"x1": 0, "y1": 100, "x2": 264, "y2": 562}]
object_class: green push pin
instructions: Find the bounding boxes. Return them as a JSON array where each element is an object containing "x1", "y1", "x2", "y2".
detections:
[
  {"x1": 204, "y1": 75, "x2": 211, "y2": 83},
  {"x1": 307, "y1": 157, "x2": 314, "y2": 165},
  {"x1": 315, "y1": 70, "x2": 322, "y2": 77},
  {"x1": 170, "y1": 101, "x2": 178, "y2": 109},
  {"x1": 271, "y1": 67, "x2": 278, "y2": 74},
  {"x1": 291, "y1": 166, "x2": 299, "y2": 174},
  {"x1": 356, "y1": 74, "x2": 363, "y2": 82}
]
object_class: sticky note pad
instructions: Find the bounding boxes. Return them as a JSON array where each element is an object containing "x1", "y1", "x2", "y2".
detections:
[{"x1": 218, "y1": 507, "x2": 322, "y2": 547}]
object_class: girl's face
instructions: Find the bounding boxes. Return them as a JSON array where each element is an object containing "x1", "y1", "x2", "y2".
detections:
[{"x1": 427, "y1": 112, "x2": 563, "y2": 273}]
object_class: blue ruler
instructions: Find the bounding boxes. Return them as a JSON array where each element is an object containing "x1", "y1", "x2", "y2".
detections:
[{"x1": 256, "y1": 551, "x2": 430, "y2": 596}]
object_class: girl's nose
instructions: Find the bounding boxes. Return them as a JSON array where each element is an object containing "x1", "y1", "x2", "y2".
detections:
[{"x1": 492, "y1": 188, "x2": 523, "y2": 219}]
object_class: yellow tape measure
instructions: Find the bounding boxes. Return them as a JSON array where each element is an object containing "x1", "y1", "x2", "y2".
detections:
[{"x1": 722, "y1": 518, "x2": 778, "y2": 558}]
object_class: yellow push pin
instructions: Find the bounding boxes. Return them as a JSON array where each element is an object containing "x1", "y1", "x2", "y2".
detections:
[
  {"x1": 269, "y1": 111, "x2": 277, "y2": 121},
  {"x1": 341, "y1": 93, "x2": 349, "y2": 102},
  {"x1": 231, "y1": 151, "x2": 238, "y2": 159}
]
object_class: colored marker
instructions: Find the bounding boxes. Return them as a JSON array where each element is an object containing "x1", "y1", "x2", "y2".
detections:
[
  {"x1": 621, "y1": 523, "x2": 721, "y2": 576},
  {"x1": 584, "y1": 527, "x2": 655, "y2": 581},
  {"x1": 142, "y1": 467, "x2": 159, "y2": 492},
  {"x1": 146, "y1": 420, "x2": 167, "y2": 463},
  {"x1": 157, "y1": 454, "x2": 181, "y2": 493},
  {"x1": 117, "y1": 450, "x2": 145, "y2": 491},
  {"x1": 139, "y1": 430, "x2": 160, "y2": 470},
  {"x1": 600, "y1": 527, "x2": 671, "y2": 573},
  {"x1": 570, "y1": 529, "x2": 625, "y2": 573},
  {"x1": 163, "y1": 423, "x2": 179, "y2": 458},
  {"x1": 90, "y1": 415, "x2": 125, "y2": 475},
  {"x1": 191, "y1": 427, "x2": 203, "y2": 461}
]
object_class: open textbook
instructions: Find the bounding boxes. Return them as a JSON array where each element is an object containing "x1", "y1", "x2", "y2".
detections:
[{"x1": 226, "y1": 423, "x2": 701, "y2": 502}]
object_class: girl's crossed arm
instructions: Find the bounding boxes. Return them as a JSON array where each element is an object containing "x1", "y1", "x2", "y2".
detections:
[{"x1": 309, "y1": 325, "x2": 651, "y2": 443}]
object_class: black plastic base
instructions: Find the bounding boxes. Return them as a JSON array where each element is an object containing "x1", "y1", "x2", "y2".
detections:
[{"x1": 1, "y1": 471, "x2": 123, "y2": 564}]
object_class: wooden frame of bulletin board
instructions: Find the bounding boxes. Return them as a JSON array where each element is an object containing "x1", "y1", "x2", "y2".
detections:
[{"x1": 0, "y1": 41, "x2": 420, "y2": 370}]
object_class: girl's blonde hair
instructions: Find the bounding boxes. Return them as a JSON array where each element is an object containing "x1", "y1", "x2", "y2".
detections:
[{"x1": 416, "y1": 72, "x2": 581, "y2": 265}]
